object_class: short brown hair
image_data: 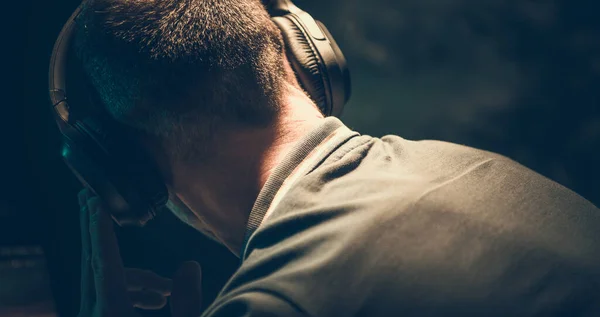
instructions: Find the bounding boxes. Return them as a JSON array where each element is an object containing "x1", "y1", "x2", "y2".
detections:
[{"x1": 74, "y1": 0, "x2": 287, "y2": 159}]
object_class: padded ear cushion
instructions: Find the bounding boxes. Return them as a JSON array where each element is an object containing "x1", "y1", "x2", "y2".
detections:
[
  {"x1": 272, "y1": 15, "x2": 330, "y2": 115},
  {"x1": 314, "y1": 20, "x2": 352, "y2": 111},
  {"x1": 65, "y1": 115, "x2": 168, "y2": 226}
]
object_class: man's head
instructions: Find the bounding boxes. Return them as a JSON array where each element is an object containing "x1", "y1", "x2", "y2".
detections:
[{"x1": 74, "y1": 0, "x2": 292, "y2": 160}]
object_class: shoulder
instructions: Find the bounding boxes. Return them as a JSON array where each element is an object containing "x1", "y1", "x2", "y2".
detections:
[
  {"x1": 222, "y1": 135, "x2": 600, "y2": 316},
  {"x1": 276, "y1": 134, "x2": 599, "y2": 240},
  {"x1": 337, "y1": 135, "x2": 597, "y2": 211}
]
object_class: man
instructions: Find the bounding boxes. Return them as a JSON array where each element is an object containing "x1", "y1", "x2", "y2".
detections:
[{"x1": 73, "y1": 0, "x2": 600, "y2": 316}]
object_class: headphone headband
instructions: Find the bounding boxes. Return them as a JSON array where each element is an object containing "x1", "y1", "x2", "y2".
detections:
[{"x1": 49, "y1": 3, "x2": 84, "y2": 124}]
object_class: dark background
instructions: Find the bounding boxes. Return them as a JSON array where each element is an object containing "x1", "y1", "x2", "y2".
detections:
[{"x1": 4, "y1": 0, "x2": 599, "y2": 316}]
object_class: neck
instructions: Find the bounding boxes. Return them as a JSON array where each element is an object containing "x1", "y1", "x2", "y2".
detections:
[{"x1": 167, "y1": 84, "x2": 324, "y2": 256}]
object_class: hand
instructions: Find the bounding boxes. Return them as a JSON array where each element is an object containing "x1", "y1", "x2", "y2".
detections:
[
  {"x1": 77, "y1": 189, "x2": 204, "y2": 317},
  {"x1": 125, "y1": 268, "x2": 172, "y2": 310},
  {"x1": 77, "y1": 188, "x2": 140, "y2": 317},
  {"x1": 128, "y1": 263, "x2": 203, "y2": 316}
]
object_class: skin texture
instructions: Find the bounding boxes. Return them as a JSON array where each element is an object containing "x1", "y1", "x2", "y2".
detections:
[
  {"x1": 140, "y1": 74, "x2": 325, "y2": 256},
  {"x1": 74, "y1": 0, "x2": 323, "y2": 257},
  {"x1": 75, "y1": 0, "x2": 326, "y2": 310},
  {"x1": 71, "y1": 0, "x2": 332, "y2": 315},
  {"x1": 77, "y1": 62, "x2": 325, "y2": 314}
]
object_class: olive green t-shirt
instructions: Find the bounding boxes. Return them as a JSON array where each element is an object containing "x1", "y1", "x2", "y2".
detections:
[{"x1": 201, "y1": 117, "x2": 600, "y2": 317}]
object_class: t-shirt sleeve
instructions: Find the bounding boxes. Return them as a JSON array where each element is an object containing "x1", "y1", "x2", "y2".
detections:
[{"x1": 201, "y1": 291, "x2": 308, "y2": 317}]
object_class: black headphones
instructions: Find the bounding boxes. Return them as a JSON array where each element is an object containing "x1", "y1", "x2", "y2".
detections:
[{"x1": 48, "y1": 0, "x2": 351, "y2": 227}]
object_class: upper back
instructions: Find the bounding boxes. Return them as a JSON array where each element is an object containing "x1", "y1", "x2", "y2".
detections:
[{"x1": 215, "y1": 133, "x2": 600, "y2": 316}]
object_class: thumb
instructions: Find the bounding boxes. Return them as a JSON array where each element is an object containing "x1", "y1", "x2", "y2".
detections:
[{"x1": 171, "y1": 261, "x2": 203, "y2": 317}]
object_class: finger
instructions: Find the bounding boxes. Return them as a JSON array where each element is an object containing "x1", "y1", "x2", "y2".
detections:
[
  {"x1": 171, "y1": 261, "x2": 203, "y2": 317},
  {"x1": 129, "y1": 290, "x2": 168, "y2": 310},
  {"x1": 87, "y1": 197, "x2": 132, "y2": 312},
  {"x1": 78, "y1": 188, "x2": 92, "y2": 208},
  {"x1": 125, "y1": 268, "x2": 173, "y2": 295},
  {"x1": 79, "y1": 195, "x2": 95, "y2": 314}
]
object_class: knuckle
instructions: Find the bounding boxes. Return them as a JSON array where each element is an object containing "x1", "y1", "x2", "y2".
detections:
[
  {"x1": 91, "y1": 260, "x2": 104, "y2": 278},
  {"x1": 87, "y1": 197, "x2": 108, "y2": 222},
  {"x1": 88, "y1": 207, "x2": 104, "y2": 227},
  {"x1": 77, "y1": 189, "x2": 88, "y2": 207},
  {"x1": 89, "y1": 214, "x2": 101, "y2": 231},
  {"x1": 87, "y1": 197, "x2": 102, "y2": 212},
  {"x1": 91, "y1": 255, "x2": 109, "y2": 277}
]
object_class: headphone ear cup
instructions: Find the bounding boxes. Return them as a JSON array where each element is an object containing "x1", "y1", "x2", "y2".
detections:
[
  {"x1": 63, "y1": 116, "x2": 168, "y2": 227},
  {"x1": 314, "y1": 20, "x2": 352, "y2": 110},
  {"x1": 62, "y1": 67, "x2": 168, "y2": 226},
  {"x1": 272, "y1": 15, "x2": 329, "y2": 115}
]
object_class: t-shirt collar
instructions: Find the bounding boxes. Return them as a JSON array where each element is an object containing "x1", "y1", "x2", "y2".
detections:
[{"x1": 240, "y1": 117, "x2": 359, "y2": 261}]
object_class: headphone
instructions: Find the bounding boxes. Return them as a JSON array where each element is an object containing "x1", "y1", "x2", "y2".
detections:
[{"x1": 48, "y1": 0, "x2": 352, "y2": 227}]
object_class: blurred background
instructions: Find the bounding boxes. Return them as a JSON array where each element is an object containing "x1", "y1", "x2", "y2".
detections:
[{"x1": 7, "y1": 0, "x2": 599, "y2": 316}]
